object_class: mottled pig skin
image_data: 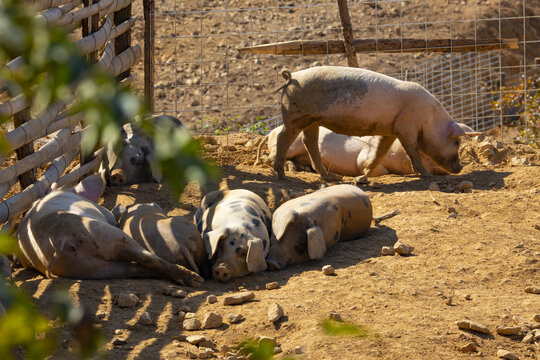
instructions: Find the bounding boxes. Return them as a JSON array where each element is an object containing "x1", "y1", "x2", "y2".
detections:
[
  {"x1": 195, "y1": 189, "x2": 272, "y2": 281},
  {"x1": 113, "y1": 203, "x2": 209, "y2": 277},
  {"x1": 268, "y1": 184, "x2": 372, "y2": 270}
]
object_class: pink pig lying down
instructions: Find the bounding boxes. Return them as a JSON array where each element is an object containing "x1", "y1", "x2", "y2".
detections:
[
  {"x1": 16, "y1": 171, "x2": 203, "y2": 287},
  {"x1": 256, "y1": 124, "x2": 476, "y2": 177},
  {"x1": 272, "y1": 66, "x2": 480, "y2": 179}
]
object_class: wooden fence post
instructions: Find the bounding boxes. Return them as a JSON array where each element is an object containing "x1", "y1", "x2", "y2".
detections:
[
  {"x1": 337, "y1": 0, "x2": 359, "y2": 68},
  {"x1": 143, "y1": 0, "x2": 155, "y2": 111},
  {"x1": 114, "y1": 3, "x2": 132, "y2": 81},
  {"x1": 13, "y1": 109, "x2": 36, "y2": 190}
]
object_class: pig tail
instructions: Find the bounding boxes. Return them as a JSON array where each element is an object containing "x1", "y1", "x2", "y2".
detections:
[{"x1": 273, "y1": 69, "x2": 292, "y2": 93}]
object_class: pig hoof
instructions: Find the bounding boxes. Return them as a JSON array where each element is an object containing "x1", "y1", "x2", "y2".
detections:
[
  {"x1": 177, "y1": 267, "x2": 204, "y2": 287},
  {"x1": 321, "y1": 173, "x2": 342, "y2": 182}
]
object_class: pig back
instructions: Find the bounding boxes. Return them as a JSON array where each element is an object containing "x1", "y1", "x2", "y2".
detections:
[{"x1": 315, "y1": 185, "x2": 373, "y2": 242}]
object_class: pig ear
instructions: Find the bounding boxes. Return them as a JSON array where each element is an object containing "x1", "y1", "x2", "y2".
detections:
[
  {"x1": 246, "y1": 238, "x2": 267, "y2": 273},
  {"x1": 112, "y1": 204, "x2": 127, "y2": 222},
  {"x1": 447, "y1": 122, "x2": 465, "y2": 138},
  {"x1": 73, "y1": 170, "x2": 107, "y2": 203},
  {"x1": 274, "y1": 210, "x2": 298, "y2": 240},
  {"x1": 307, "y1": 225, "x2": 326, "y2": 260},
  {"x1": 204, "y1": 229, "x2": 227, "y2": 259}
]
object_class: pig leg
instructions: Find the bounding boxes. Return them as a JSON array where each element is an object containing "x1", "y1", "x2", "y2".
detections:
[
  {"x1": 273, "y1": 125, "x2": 303, "y2": 178},
  {"x1": 397, "y1": 136, "x2": 430, "y2": 176},
  {"x1": 363, "y1": 136, "x2": 395, "y2": 177},
  {"x1": 36, "y1": 213, "x2": 204, "y2": 286},
  {"x1": 301, "y1": 125, "x2": 328, "y2": 176}
]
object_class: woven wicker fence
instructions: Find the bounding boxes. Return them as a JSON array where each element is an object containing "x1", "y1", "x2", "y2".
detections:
[{"x1": 0, "y1": 0, "x2": 141, "y2": 226}]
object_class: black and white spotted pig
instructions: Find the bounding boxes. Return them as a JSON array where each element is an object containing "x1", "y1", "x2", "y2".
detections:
[
  {"x1": 267, "y1": 184, "x2": 372, "y2": 270},
  {"x1": 194, "y1": 189, "x2": 272, "y2": 281}
]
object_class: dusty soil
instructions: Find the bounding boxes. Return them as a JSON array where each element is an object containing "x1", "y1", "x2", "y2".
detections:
[{"x1": 12, "y1": 132, "x2": 540, "y2": 360}]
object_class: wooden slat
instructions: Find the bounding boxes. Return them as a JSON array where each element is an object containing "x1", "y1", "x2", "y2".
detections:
[{"x1": 237, "y1": 38, "x2": 519, "y2": 55}]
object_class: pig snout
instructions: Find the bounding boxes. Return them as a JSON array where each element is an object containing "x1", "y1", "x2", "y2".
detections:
[
  {"x1": 213, "y1": 263, "x2": 230, "y2": 281},
  {"x1": 110, "y1": 169, "x2": 127, "y2": 186}
]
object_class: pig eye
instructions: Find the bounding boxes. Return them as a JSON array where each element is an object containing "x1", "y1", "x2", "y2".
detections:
[{"x1": 235, "y1": 246, "x2": 247, "y2": 257}]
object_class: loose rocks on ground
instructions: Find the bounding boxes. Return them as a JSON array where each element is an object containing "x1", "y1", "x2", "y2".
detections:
[
  {"x1": 381, "y1": 246, "x2": 395, "y2": 256},
  {"x1": 139, "y1": 311, "x2": 152, "y2": 326},
  {"x1": 202, "y1": 312, "x2": 223, "y2": 329},
  {"x1": 227, "y1": 313, "x2": 244, "y2": 324},
  {"x1": 268, "y1": 303, "x2": 284, "y2": 323},
  {"x1": 265, "y1": 282, "x2": 279, "y2": 290},
  {"x1": 183, "y1": 318, "x2": 202, "y2": 331},
  {"x1": 455, "y1": 320, "x2": 491, "y2": 334},
  {"x1": 322, "y1": 265, "x2": 335, "y2": 275},
  {"x1": 394, "y1": 241, "x2": 413, "y2": 255},
  {"x1": 223, "y1": 291, "x2": 255, "y2": 305},
  {"x1": 496, "y1": 325, "x2": 521, "y2": 336},
  {"x1": 116, "y1": 292, "x2": 139, "y2": 308},
  {"x1": 497, "y1": 349, "x2": 520, "y2": 360}
]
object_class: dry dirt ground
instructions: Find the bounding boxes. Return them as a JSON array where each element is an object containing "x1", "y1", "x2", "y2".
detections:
[{"x1": 12, "y1": 132, "x2": 540, "y2": 360}]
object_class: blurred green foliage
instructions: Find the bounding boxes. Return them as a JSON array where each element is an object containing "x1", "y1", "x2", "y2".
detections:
[
  {"x1": 321, "y1": 319, "x2": 375, "y2": 338},
  {"x1": 492, "y1": 78, "x2": 540, "y2": 148},
  {"x1": 0, "y1": 0, "x2": 217, "y2": 358}
]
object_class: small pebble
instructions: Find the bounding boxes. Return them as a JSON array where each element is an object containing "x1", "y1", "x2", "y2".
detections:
[
  {"x1": 322, "y1": 265, "x2": 335, "y2": 275},
  {"x1": 274, "y1": 346, "x2": 282, "y2": 354},
  {"x1": 257, "y1": 336, "x2": 276, "y2": 347},
  {"x1": 533, "y1": 314, "x2": 540, "y2": 322},
  {"x1": 497, "y1": 349, "x2": 520, "y2": 360},
  {"x1": 458, "y1": 180, "x2": 473, "y2": 192},
  {"x1": 394, "y1": 241, "x2": 413, "y2": 255},
  {"x1": 445, "y1": 297, "x2": 453, "y2": 306},
  {"x1": 186, "y1": 335, "x2": 207, "y2": 345},
  {"x1": 381, "y1": 246, "x2": 395, "y2": 256},
  {"x1": 428, "y1": 182, "x2": 440, "y2": 191},
  {"x1": 112, "y1": 338, "x2": 127, "y2": 346},
  {"x1": 294, "y1": 346, "x2": 303, "y2": 354},
  {"x1": 185, "y1": 350, "x2": 197, "y2": 359},
  {"x1": 207, "y1": 295, "x2": 218, "y2": 304},
  {"x1": 522, "y1": 332, "x2": 534, "y2": 343},
  {"x1": 171, "y1": 289, "x2": 187, "y2": 298},
  {"x1": 227, "y1": 313, "x2": 244, "y2": 324},
  {"x1": 178, "y1": 311, "x2": 186, "y2": 322},
  {"x1": 116, "y1": 292, "x2": 139, "y2": 308},
  {"x1": 223, "y1": 291, "x2": 255, "y2": 305},
  {"x1": 114, "y1": 329, "x2": 123, "y2": 335},
  {"x1": 458, "y1": 342, "x2": 477, "y2": 353},
  {"x1": 198, "y1": 340, "x2": 216, "y2": 349},
  {"x1": 268, "y1": 303, "x2": 284, "y2": 323},
  {"x1": 265, "y1": 282, "x2": 279, "y2": 290},
  {"x1": 464, "y1": 294, "x2": 472, "y2": 300},
  {"x1": 329, "y1": 311, "x2": 342, "y2": 322},
  {"x1": 524, "y1": 286, "x2": 540, "y2": 294},
  {"x1": 354, "y1": 175, "x2": 369, "y2": 185},
  {"x1": 185, "y1": 312, "x2": 197, "y2": 319},
  {"x1": 455, "y1": 320, "x2": 491, "y2": 334},
  {"x1": 183, "y1": 318, "x2": 202, "y2": 331},
  {"x1": 139, "y1": 312, "x2": 152, "y2": 326},
  {"x1": 496, "y1": 325, "x2": 521, "y2": 335},
  {"x1": 202, "y1": 312, "x2": 223, "y2": 329}
]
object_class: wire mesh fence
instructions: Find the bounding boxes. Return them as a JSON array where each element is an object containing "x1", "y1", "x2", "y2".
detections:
[{"x1": 148, "y1": 0, "x2": 539, "y2": 145}]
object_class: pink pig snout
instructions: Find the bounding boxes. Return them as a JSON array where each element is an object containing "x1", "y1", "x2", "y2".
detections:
[{"x1": 213, "y1": 264, "x2": 230, "y2": 281}]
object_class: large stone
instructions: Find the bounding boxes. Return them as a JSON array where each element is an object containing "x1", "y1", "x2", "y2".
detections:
[
  {"x1": 268, "y1": 303, "x2": 284, "y2": 323},
  {"x1": 202, "y1": 312, "x2": 223, "y2": 329},
  {"x1": 223, "y1": 291, "x2": 255, "y2": 305},
  {"x1": 227, "y1": 313, "x2": 244, "y2": 324}
]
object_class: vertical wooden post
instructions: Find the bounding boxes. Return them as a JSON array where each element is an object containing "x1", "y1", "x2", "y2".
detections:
[
  {"x1": 337, "y1": 0, "x2": 359, "y2": 68},
  {"x1": 81, "y1": 0, "x2": 100, "y2": 165},
  {"x1": 144, "y1": 0, "x2": 155, "y2": 111},
  {"x1": 13, "y1": 110, "x2": 36, "y2": 189},
  {"x1": 115, "y1": 4, "x2": 132, "y2": 81}
]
